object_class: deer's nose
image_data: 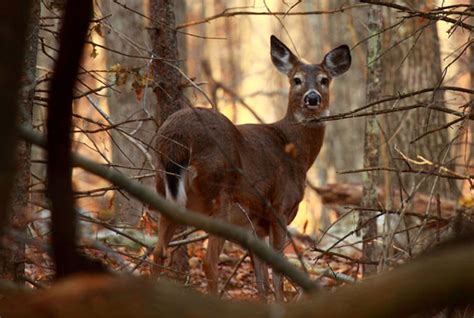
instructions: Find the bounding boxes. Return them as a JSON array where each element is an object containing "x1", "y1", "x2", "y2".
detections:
[{"x1": 304, "y1": 91, "x2": 321, "y2": 106}]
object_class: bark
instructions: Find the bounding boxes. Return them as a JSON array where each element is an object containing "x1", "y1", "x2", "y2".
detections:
[
  {"x1": 175, "y1": 0, "x2": 188, "y2": 77},
  {"x1": 46, "y1": 0, "x2": 104, "y2": 278},
  {"x1": 0, "y1": 0, "x2": 33, "y2": 280},
  {"x1": 149, "y1": 0, "x2": 188, "y2": 280},
  {"x1": 376, "y1": 0, "x2": 453, "y2": 262},
  {"x1": 469, "y1": 0, "x2": 474, "y2": 196},
  {"x1": 380, "y1": 0, "x2": 452, "y2": 197},
  {"x1": 3, "y1": 0, "x2": 40, "y2": 282},
  {"x1": 149, "y1": 0, "x2": 186, "y2": 125},
  {"x1": 471, "y1": 0, "x2": 474, "y2": 100},
  {"x1": 360, "y1": 3, "x2": 382, "y2": 276}
]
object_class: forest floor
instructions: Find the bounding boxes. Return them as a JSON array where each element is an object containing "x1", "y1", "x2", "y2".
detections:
[
  {"x1": 24, "y1": 226, "x2": 361, "y2": 301},
  {"x1": 184, "y1": 239, "x2": 361, "y2": 301},
  {"x1": 23, "y1": 203, "x2": 461, "y2": 301}
]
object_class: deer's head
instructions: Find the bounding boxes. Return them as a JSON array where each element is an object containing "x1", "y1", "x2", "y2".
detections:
[{"x1": 270, "y1": 35, "x2": 351, "y2": 122}]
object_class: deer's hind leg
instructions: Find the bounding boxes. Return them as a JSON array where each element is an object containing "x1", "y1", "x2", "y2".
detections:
[
  {"x1": 203, "y1": 234, "x2": 225, "y2": 294},
  {"x1": 153, "y1": 215, "x2": 178, "y2": 275}
]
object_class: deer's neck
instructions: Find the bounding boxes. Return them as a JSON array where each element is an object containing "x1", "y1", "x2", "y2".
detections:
[{"x1": 274, "y1": 115, "x2": 326, "y2": 171}]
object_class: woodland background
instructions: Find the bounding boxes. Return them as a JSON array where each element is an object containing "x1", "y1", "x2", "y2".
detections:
[{"x1": 0, "y1": 0, "x2": 473, "y2": 317}]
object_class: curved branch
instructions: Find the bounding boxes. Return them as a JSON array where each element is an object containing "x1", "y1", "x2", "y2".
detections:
[
  {"x1": 176, "y1": 4, "x2": 367, "y2": 29},
  {"x1": 360, "y1": 1, "x2": 474, "y2": 31},
  {"x1": 18, "y1": 125, "x2": 316, "y2": 293},
  {"x1": 3, "y1": 242, "x2": 474, "y2": 317}
]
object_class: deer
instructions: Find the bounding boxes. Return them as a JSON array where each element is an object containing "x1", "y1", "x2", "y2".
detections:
[{"x1": 152, "y1": 35, "x2": 351, "y2": 301}]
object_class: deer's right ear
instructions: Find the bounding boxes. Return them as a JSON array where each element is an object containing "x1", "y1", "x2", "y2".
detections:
[
  {"x1": 270, "y1": 35, "x2": 297, "y2": 75},
  {"x1": 323, "y1": 45, "x2": 351, "y2": 77}
]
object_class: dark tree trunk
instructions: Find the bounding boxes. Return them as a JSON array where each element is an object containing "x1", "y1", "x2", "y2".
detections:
[
  {"x1": 46, "y1": 0, "x2": 104, "y2": 278},
  {"x1": 2, "y1": 0, "x2": 40, "y2": 282},
  {"x1": 0, "y1": 0, "x2": 34, "y2": 280},
  {"x1": 150, "y1": 0, "x2": 186, "y2": 126}
]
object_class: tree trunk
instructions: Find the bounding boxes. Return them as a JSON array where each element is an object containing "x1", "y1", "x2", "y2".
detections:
[
  {"x1": 149, "y1": 0, "x2": 188, "y2": 280},
  {"x1": 0, "y1": 0, "x2": 36, "y2": 281},
  {"x1": 381, "y1": 1, "x2": 452, "y2": 198},
  {"x1": 8, "y1": 0, "x2": 39, "y2": 282},
  {"x1": 149, "y1": 0, "x2": 186, "y2": 125},
  {"x1": 468, "y1": 0, "x2": 474, "y2": 202},
  {"x1": 46, "y1": 0, "x2": 106, "y2": 278},
  {"x1": 360, "y1": 3, "x2": 382, "y2": 276},
  {"x1": 378, "y1": 1, "x2": 452, "y2": 258}
]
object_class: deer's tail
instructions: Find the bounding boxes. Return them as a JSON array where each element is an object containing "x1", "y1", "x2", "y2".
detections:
[{"x1": 163, "y1": 158, "x2": 188, "y2": 208}]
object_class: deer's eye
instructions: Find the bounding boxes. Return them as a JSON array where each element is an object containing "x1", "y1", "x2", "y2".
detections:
[
  {"x1": 293, "y1": 77, "x2": 302, "y2": 85},
  {"x1": 320, "y1": 77, "x2": 329, "y2": 86}
]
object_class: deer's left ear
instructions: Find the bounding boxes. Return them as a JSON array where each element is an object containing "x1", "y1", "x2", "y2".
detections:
[
  {"x1": 323, "y1": 45, "x2": 351, "y2": 77},
  {"x1": 270, "y1": 35, "x2": 299, "y2": 75}
]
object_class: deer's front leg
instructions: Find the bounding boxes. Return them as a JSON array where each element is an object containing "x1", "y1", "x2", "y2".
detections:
[
  {"x1": 250, "y1": 251, "x2": 270, "y2": 299},
  {"x1": 269, "y1": 216, "x2": 287, "y2": 301}
]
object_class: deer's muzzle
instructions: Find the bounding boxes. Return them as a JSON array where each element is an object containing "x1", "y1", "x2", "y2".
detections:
[{"x1": 303, "y1": 90, "x2": 322, "y2": 108}]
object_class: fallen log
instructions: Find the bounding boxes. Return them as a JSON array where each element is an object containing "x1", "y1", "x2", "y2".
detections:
[
  {"x1": 313, "y1": 182, "x2": 457, "y2": 219},
  {"x1": 2, "y1": 241, "x2": 474, "y2": 318}
]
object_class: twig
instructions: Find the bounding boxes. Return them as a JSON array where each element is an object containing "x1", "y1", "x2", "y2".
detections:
[
  {"x1": 360, "y1": 1, "x2": 474, "y2": 31},
  {"x1": 219, "y1": 251, "x2": 249, "y2": 298},
  {"x1": 18, "y1": 125, "x2": 318, "y2": 293},
  {"x1": 177, "y1": 4, "x2": 367, "y2": 29}
]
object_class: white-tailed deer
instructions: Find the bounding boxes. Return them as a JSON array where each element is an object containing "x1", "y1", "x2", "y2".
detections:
[{"x1": 153, "y1": 35, "x2": 351, "y2": 300}]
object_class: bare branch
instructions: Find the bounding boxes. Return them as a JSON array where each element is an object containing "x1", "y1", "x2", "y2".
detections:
[{"x1": 18, "y1": 125, "x2": 317, "y2": 293}]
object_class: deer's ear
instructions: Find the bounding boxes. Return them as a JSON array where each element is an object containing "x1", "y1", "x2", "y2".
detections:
[
  {"x1": 323, "y1": 45, "x2": 351, "y2": 77},
  {"x1": 270, "y1": 35, "x2": 298, "y2": 75}
]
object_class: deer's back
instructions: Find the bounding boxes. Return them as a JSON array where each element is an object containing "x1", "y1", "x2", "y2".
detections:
[
  {"x1": 156, "y1": 107, "x2": 314, "y2": 224},
  {"x1": 156, "y1": 108, "x2": 243, "y2": 212},
  {"x1": 157, "y1": 107, "x2": 242, "y2": 164}
]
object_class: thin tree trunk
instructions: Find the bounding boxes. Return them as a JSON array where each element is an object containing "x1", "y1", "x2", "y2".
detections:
[
  {"x1": 175, "y1": 0, "x2": 188, "y2": 77},
  {"x1": 470, "y1": 0, "x2": 474, "y2": 193},
  {"x1": 149, "y1": 0, "x2": 186, "y2": 125},
  {"x1": 46, "y1": 0, "x2": 104, "y2": 278},
  {"x1": 5, "y1": 0, "x2": 40, "y2": 282},
  {"x1": 149, "y1": 0, "x2": 188, "y2": 280},
  {"x1": 0, "y1": 0, "x2": 34, "y2": 280},
  {"x1": 360, "y1": 3, "x2": 382, "y2": 276},
  {"x1": 471, "y1": 0, "x2": 474, "y2": 98}
]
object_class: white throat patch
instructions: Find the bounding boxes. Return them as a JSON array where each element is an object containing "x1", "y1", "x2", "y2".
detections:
[
  {"x1": 294, "y1": 110, "x2": 305, "y2": 123},
  {"x1": 320, "y1": 109, "x2": 330, "y2": 117}
]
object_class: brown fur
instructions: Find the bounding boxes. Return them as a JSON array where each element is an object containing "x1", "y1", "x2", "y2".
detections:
[{"x1": 153, "y1": 35, "x2": 351, "y2": 301}]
